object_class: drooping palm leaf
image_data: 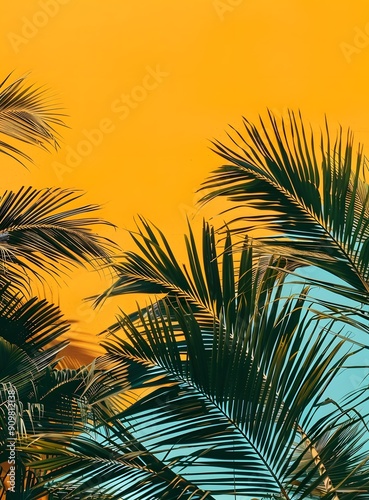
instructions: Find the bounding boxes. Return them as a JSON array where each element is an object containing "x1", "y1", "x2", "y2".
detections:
[
  {"x1": 0, "y1": 72, "x2": 64, "y2": 165},
  {"x1": 0, "y1": 287, "x2": 71, "y2": 402},
  {"x1": 0, "y1": 357, "x2": 124, "y2": 498},
  {"x1": 0, "y1": 311, "x2": 132, "y2": 498},
  {"x1": 0, "y1": 289, "x2": 76, "y2": 438},
  {"x1": 0, "y1": 288, "x2": 179, "y2": 498},
  {"x1": 96, "y1": 216, "x2": 218, "y2": 307},
  {"x1": 200, "y1": 111, "x2": 369, "y2": 306},
  {"x1": 15, "y1": 355, "x2": 216, "y2": 499},
  {"x1": 0, "y1": 186, "x2": 116, "y2": 288}
]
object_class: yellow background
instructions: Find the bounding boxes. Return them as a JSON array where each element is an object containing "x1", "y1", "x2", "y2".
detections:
[{"x1": 1, "y1": 0, "x2": 369, "y2": 358}]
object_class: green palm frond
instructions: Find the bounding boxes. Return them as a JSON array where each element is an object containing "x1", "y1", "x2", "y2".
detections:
[
  {"x1": 92, "y1": 221, "x2": 369, "y2": 498},
  {"x1": 0, "y1": 360, "x2": 122, "y2": 498},
  {"x1": 21, "y1": 425, "x2": 215, "y2": 500},
  {"x1": 0, "y1": 316, "x2": 129, "y2": 498},
  {"x1": 13, "y1": 356, "x2": 216, "y2": 499},
  {"x1": 0, "y1": 338, "x2": 45, "y2": 395},
  {"x1": 0, "y1": 337, "x2": 71, "y2": 450},
  {"x1": 0, "y1": 72, "x2": 64, "y2": 165},
  {"x1": 94, "y1": 287, "x2": 369, "y2": 498},
  {"x1": 0, "y1": 186, "x2": 116, "y2": 287},
  {"x1": 200, "y1": 111, "x2": 369, "y2": 305},
  {"x1": 0, "y1": 290, "x2": 72, "y2": 437},
  {"x1": 0, "y1": 289, "x2": 104, "y2": 444},
  {"x1": 0, "y1": 289, "x2": 70, "y2": 394},
  {"x1": 310, "y1": 421, "x2": 369, "y2": 497},
  {"x1": 96, "y1": 217, "x2": 285, "y2": 335},
  {"x1": 96, "y1": 216, "x2": 218, "y2": 308},
  {"x1": 0, "y1": 283, "x2": 69, "y2": 354}
]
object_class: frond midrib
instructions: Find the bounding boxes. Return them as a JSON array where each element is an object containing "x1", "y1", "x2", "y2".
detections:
[
  {"x1": 117, "y1": 269, "x2": 218, "y2": 318},
  {"x1": 116, "y1": 349, "x2": 293, "y2": 499},
  {"x1": 216, "y1": 155, "x2": 369, "y2": 295}
]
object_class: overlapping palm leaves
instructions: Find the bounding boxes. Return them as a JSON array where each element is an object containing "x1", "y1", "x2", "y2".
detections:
[
  {"x1": 0, "y1": 73, "x2": 117, "y2": 498},
  {"x1": 200, "y1": 111, "x2": 369, "y2": 309},
  {"x1": 52, "y1": 220, "x2": 366, "y2": 499},
  {"x1": 1, "y1": 70, "x2": 369, "y2": 499},
  {"x1": 0, "y1": 283, "x2": 142, "y2": 499},
  {"x1": 0, "y1": 287, "x2": 88, "y2": 497},
  {"x1": 0, "y1": 73, "x2": 115, "y2": 292},
  {"x1": 9, "y1": 294, "x2": 215, "y2": 499}
]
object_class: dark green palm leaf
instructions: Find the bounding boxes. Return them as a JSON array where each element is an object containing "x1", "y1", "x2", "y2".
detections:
[
  {"x1": 96, "y1": 217, "x2": 285, "y2": 337},
  {"x1": 0, "y1": 283, "x2": 69, "y2": 354},
  {"x1": 200, "y1": 111, "x2": 369, "y2": 305},
  {"x1": 96, "y1": 217, "x2": 215, "y2": 308},
  {"x1": 0, "y1": 186, "x2": 116, "y2": 287},
  {"x1": 0, "y1": 290, "x2": 77, "y2": 436},
  {"x1": 95, "y1": 289, "x2": 368, "y2": 498},
  {"x1": 22, "y1": 432, "x2": 215, "y2": 500},
  {"x1": 0, "y1": 289, "x2": 70, "y2": 396},
  {"x1": 93, "y1": 221, "x2": 369, "y2": 498}
]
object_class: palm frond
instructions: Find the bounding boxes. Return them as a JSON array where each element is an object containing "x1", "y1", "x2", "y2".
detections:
[
  {"x1": 96, "y1": 217, "x2": 287, "y2": 337},
  {"x1": 0, "y1": 186, "x2": 117, "y2": 287},
  {"x1": 0, "y1": 283, "x2": 69, "y2": 354},
  {"x1": 93, "y1": 220, "x2": 369, "y2": 498},
  {"x1": 92, "y1": 221, "x2": 369, "y2": 498},
  {"x1": 11, "y1": 220, "x2": 369, "y2": 498},
  {"x1": 94, "y1": 288, "x2": 369, "y2": 498},
  {"x1": 200, "y1": 111, "x2": 369, "y2": 305},
  {"x1": 21, "y1": 426, "x2": 216, "y2": 500},
  {"x1": 95, "y1": 216, "x2": 216, "y2": 308},
  {"x1": 0, "y1": 72, "x2": 65, "y2": 165},
  {"x1": 15, "y1": 358, "x2": 217, "y2": 499}
]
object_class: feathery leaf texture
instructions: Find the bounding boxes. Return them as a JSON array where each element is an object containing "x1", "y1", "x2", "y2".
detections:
[
  {"x1": 0, "y1": 186, "x2": 116, "y2": 287},
  {"x1": 2, "y1": 97, "x2": 369, "y2": 498},
  {"x1": 0, "y1": 72, "x2": 64, "y2": 164},
  {"x1": 82, "y1": 220, "x2": 369, "y2": 499},
  {"x1": 200, "y1": 110, "x2": 369, "y2": 304}
]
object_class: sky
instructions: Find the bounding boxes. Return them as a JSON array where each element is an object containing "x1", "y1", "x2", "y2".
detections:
[{"x1": 1, "y1": 0, "x2": 369, "y2": 359}]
